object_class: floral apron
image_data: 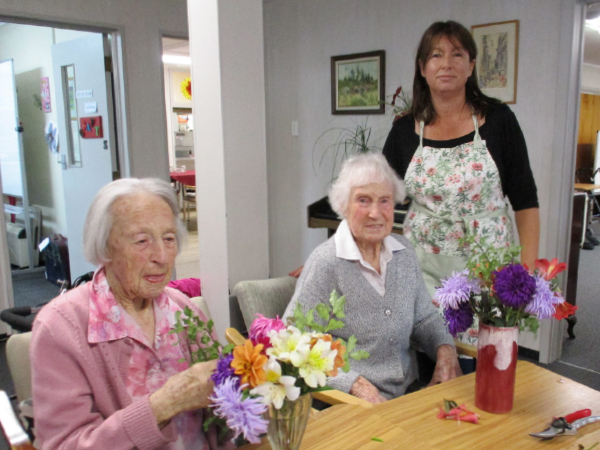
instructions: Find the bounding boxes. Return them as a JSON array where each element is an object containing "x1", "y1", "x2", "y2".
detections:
[{"x1": 404, "y1": 116, "x2": 514, "y2": 346}]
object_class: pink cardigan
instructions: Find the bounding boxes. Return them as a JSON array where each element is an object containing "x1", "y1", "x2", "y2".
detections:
[{"x1": 31, "y1": 285, "x2": 222, "y2": 450}]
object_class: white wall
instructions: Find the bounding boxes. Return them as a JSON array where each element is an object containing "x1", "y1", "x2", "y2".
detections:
[
  {"x1": 264, "y1": 0, "x2": 579, "y2": 352},
  {"x1": 0, "y1": 0, "x2": 188, "y2": 180}
]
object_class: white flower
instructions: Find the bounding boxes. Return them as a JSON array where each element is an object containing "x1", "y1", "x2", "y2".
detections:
[
  {"x1": 267, "y1": 326, "x2": 311, "y2": 364},
  {"x1": 251, "y1": 376, "x2": 300, "y2": 409},
  {"x1": 294, "y1": 338, "x2": 336, "y2": 388}
]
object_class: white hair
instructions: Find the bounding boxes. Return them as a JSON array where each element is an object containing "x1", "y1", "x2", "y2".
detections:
[
  {"x1": 328, "y1": 153, "x2": 406, "y2": 218},
  {"x1": 83, "y1": 178, "x2": 186, "y2": 265}
]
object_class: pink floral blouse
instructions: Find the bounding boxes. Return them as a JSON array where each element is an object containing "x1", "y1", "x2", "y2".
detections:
[{"x1": 88, "y1": 268, "x2": 208, "y2": 450}]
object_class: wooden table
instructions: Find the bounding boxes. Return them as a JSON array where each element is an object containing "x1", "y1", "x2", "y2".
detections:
[{"x1": 241, "y1": 361, "x2": 600, "y2": 450}]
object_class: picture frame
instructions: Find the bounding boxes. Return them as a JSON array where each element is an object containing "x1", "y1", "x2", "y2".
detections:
[
  {"x1": 471, "y1": 20, "x2": 519, "y2": 104},
  {"x1": 331, "y1": 50, "x2": 385, "y2": 115}
]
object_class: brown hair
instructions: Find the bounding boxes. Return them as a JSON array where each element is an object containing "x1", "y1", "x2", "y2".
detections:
[{"x1": 411, "y1": 20, "x2": 500, "y2": 124}]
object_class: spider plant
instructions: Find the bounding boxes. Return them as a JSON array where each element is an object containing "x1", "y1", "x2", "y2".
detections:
[{"x1": 313, "y1": 119, "x2": 380, "y2": 184}]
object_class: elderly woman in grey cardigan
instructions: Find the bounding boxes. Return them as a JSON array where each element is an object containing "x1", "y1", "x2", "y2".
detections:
[{"x1": 283, "y1": 153, "x2": 461, "y2": 404}]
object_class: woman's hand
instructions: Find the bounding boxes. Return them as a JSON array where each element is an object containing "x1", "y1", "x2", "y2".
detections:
[
  {"x1": 288, "y1": 265, "x2": 304, "y2": 278},
  {"x1": 350, "y1": 376, "x2": 387, "y2": 404},
  {"x1": 149, "y1": 359, "x2": 218, "y2": 426},
  {"x1": 428, "y1": 345, "x2": 462, "y2": 386}
]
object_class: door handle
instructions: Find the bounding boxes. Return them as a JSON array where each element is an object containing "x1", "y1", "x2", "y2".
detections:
[{"x1": 58, "y1": 154, "x2": 67, "y2": 170}]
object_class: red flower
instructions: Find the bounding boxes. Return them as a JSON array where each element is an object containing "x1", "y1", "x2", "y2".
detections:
[
  {"x1": 432, "y1": 195, "x2": 443, "y2": 202},
  {"x1": 553, "y1": 301, "x2": 577, "y2": 320},
  {"x1": 391, "y1": 86, "x2": 402, "y2": 105},
  {"x1": 432, "y1": 246, "x2": 441, "y2": 254},
  {"x1": 437, "y1": 403, "x2": 479, "y2": 424},
  {"x1": 472, "y1": 163, "x2": 483, "y2": 171},
  {"x1": 535, "y1": 258, "x2": 567, "y2": 281}
]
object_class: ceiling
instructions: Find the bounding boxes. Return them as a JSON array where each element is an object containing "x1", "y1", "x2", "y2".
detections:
[{"x1": 162, "y1": 37, "x2": 189, "y2": 57}]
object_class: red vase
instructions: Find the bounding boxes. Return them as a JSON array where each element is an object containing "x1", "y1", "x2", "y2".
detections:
[{"x1": 474, "y1": 323, "x2": 519, "y2": 414}]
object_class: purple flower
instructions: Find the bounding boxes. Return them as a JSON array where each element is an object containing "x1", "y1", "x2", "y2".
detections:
[
  {"x1": 444, "y1": 301, "x2": 474, "y2": 337},
  {"x1": 435, "y1": 269, "x2": 480, "y2": 309},
  {"x1": 211, "y1": 353, "x2": 236, "y2": 386},
  {"x1": 525, "y1": 275, "x2": 563, "y2": 320},
  {"x1": 210, "y1": 377, "x2": 268, "y2": 444},
  {"x1": 493, "y1": 264, "x2": 536, "y2": 309}
]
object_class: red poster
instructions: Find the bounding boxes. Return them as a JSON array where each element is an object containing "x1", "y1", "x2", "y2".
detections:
[{"x1": 41, "y1": 77, "x2": 51, "y2": 113}]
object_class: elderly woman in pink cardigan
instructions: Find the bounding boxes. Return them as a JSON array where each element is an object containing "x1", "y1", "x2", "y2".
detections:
[{"x1": 31, "y1": 179, "x2": 231, "y2": 450}]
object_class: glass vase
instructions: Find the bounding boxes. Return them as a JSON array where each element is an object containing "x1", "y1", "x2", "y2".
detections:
[
  {"x1": 264, "y1": 393, "x2": 312, "y2": 450},
  {"x1": 475, "y1": 323, "x2": 519, "y2": 414}
]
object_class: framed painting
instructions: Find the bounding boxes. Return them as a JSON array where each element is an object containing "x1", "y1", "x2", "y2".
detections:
[
  {"x1": 331, "y1": 50, "x2": 385, "y2": 115},
  {"x1": 471, "y1": 20, "x2": 519, "y2": 104}
]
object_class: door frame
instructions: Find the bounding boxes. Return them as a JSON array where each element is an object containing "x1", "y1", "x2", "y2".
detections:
[{"x1": 0, "y1": 17, "x2": 130, "y2": 321}]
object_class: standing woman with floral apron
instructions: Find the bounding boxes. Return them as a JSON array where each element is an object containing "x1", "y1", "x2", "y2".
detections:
[{"x1": 383, "y1": 21, "x2": 539, "y2": 348}]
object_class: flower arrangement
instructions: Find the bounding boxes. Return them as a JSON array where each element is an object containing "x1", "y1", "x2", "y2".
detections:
[
  {"x1": 174, "y1": 290, "x2": 368, "y2": 445},
  {"x1": 434, "y1": 237, "x2": 577, "y2": 337},
  {"x1": 180, "y1": 77, "x2": 192, "y2": 100},
  {"x1": 382, "y1": 85, "x2": 412, "y2": 121}
]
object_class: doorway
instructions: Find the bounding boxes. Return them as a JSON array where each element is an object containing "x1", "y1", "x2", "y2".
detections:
[{"x1": 0, "y1": 22, "x2": 119, "y2": 319}]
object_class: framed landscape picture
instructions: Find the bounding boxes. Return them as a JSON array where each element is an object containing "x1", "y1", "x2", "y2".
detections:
[
  {"x1": 471, "y1": 20, "x2": 519, "y2": 104},
  {"x1": 331, "y1": 50, "x2": 385, "y2": 115}
]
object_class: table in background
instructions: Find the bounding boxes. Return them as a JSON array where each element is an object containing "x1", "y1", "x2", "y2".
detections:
[
  {"x1": 170, "y1": 170, "x2": 196, "y2": 188},
  {"x1": 241, "y1": 361, "x2": 600, "y2": 450}
]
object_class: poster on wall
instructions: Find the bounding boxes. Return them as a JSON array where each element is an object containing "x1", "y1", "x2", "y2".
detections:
[{"x1": 41, "y1": 77, "x2": 52, "y2": 112}]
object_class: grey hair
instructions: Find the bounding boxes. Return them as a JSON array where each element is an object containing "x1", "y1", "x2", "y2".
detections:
[
  {"x1": 328, "y1": 153, "x2": 406, "y2": 218},
  {"x1": 83, "y1": 178, "x2": 186, "y2": 265}
]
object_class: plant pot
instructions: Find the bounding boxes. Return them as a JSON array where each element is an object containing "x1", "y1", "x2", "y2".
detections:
[
  {"x1": 264, "y1": 394, "x2": 312, "y2": 450},
  {"x1": 474, "y1": 323, "x2": 519, "y2": 414}
]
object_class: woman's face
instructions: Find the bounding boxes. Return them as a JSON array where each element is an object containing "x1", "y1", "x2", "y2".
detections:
[
  {"x1": 420, "y1": 35, "x2": 475, "y2": 97},
  {"x1": 104, "y1": 193, "x2": 178, "y2": 304},
  {"x1": 346, "y1": 182, "x2": 394, "y2": 248}
]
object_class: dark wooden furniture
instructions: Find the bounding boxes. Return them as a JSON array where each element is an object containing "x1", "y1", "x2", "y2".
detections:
[{"x1": 566, "y1": 191, "x2": 587, "y2": 338}]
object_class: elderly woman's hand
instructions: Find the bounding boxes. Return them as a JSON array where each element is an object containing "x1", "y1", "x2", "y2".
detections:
[
  {"x1": 149, "y1": 359, "x2": 218, "y2": 426},
  {"x1": 350, "y1": 376, "x2": 387, "y2": 404},
  {"x1": 428, "y1": 345, "x2": 462, "y2": 386}
]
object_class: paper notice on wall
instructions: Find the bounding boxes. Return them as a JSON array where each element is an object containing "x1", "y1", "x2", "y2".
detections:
[
  {"x1": 41, "y1": 77, "x2": 51, "y2": 112},
  {"x1": 84, "y1": 102, "x2": 97, "y2": 114}
]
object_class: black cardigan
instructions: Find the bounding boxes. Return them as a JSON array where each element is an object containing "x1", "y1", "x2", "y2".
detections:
[{"x1": 382, "y1": 103, "x2": 539, "y2": 212}]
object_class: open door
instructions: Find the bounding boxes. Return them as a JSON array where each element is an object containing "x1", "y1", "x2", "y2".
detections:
[{"x1": 52, "y1": 34, "x2": 117, "y2": 279}]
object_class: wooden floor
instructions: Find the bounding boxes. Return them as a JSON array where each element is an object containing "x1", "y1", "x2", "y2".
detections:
[{"x1": 175, "y1": 211, "x2": 200, "y2": 280}]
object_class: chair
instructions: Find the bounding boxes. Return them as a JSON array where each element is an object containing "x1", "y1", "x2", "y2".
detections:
[
  {"x1": 0, "y1": 390, "x2": 35, "y2": 450},
  {"x1": 232, "y1": 276, "x2": 298, "y2": 327},
  {"x1": 182, "y1": 187, "x2": 196, "y2": 223},
  {"x1": 6, "y1": 333, "x2": 34, "y2": 441}
]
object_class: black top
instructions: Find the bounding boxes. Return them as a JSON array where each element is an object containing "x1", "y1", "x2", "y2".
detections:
[{"x1": 382, "y1": 103, "x2": 539, "y2": 211}]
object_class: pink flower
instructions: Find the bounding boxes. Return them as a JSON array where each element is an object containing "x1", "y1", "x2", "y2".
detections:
[
  {"x1": 249, "y1": 314, "x2": 286, "y2": 350},
  {"x1": 432, "y1": 246, "x2": 441, "y2": 255},
  {"x1": 427, "y1": 167, "x2": 436, "y2": 176},
  {"x1": 432, "y1": 195, "x2": 443, "y2": 202},
  {"x1": 471, "y1": 194, "x2": 480, "y2": 202},
  {"x1": 472, "y1": 163, "x2": 483, "y2": 171}
]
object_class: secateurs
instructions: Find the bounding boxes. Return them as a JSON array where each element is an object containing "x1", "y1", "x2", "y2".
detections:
[{"x1": 530, "y1": 409, "x2": 600, "y2": 440}]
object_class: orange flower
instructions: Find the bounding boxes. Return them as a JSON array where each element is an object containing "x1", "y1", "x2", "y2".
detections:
[
  {"x1": 327, "y1": 339, "x2": 346, "y2": 377},
  {"x1": 231, "y1": 340, "x2": 268, "y2": 388},
  {"x1": 553, "y1": 301, "x2": 578, "y2": 320},
  {"x1": 535, "y1": 258, "x2": 567, "y2": 281}
]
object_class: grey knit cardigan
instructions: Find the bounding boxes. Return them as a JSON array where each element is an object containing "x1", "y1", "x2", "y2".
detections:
[{"x1": 282, "y1": 235, "x2": 455, "y2": 399}]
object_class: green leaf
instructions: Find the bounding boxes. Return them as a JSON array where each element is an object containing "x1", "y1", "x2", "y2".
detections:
[
  {"x1": 350, "y1": 350, "x2": 370, "y2": 360},
  {"x1": 371, "y1": 437, "x2": 384, "y2": 443},
  {"x1": 443, "y1": 399, "x2": 458, "y2": 413},
  {"x1": 346, "y1": 335, "x2": 357, "y2": 353},
  {"x1": 326, "y1": 318, "x2": 345, "y2": 331},
  {"x1": 316, "y1": 303, "x2": 331, "y2": 321},
  {"x1": 330, "y1": 290, "x2": 346, "y2": 318}
]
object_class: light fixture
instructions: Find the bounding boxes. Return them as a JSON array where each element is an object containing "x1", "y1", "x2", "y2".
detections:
[{"x1": 162, "y1": 54, "x2": 191, "y2": 66}]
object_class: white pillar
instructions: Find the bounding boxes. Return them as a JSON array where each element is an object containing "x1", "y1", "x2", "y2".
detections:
[{"x1": 187, "y1": 0, "x2": 269, "y2": 341}]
